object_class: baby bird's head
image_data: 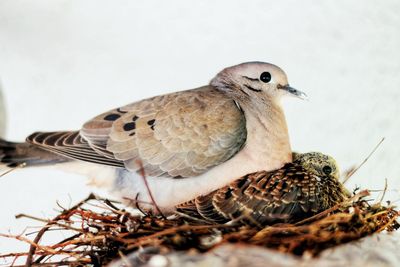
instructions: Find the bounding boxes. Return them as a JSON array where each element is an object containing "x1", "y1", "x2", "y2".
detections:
[
  {"x1": 293, "y1": 152, "x2": 340, "y2": 181},
  {"x1": 210, "y1": 62, "x2": 307, "y2": 103}
]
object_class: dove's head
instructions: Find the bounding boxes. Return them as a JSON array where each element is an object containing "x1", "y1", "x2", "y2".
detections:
[
  {"x1": 293, "y1": 152, "x2": 340, "y2": 181},
  {"x1": 210, "y1": 62, "x2": 307, "y2": 102}
]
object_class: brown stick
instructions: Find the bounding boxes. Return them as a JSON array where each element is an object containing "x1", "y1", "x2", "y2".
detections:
[
  {"x1": 0, "y1": 162, "x2": 26, "y2": 178},
  {"x1": 343, "y1": 138, "x2": 385, "y2": 184},
  {"x1": 136, "y1": 160, "x2": 166, "y2": 219},
  {"x1": 25, "y1": 193, "x2": 97, "y2": 267},
  {"x1": 126, "y1": 224, "x2": 232, "y2": 249},
  {"x1": 377, "y1": 178, "x2": 389, "y2": 204},
  {"x1": 15, "y1": 214, "x2": 83, "y2": 233},
  {"x1": 0, "y1": 233, "x2": 59, "y2": 254}
]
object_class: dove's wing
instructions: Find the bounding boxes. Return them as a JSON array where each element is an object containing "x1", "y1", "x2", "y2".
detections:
[
  {"x1": 25, "y1": 86, "x2": 246, "y2": 177},
  {"x1": 27, "y1": 131, "x2": 124, "y2": 167},
  {"x1": 78, "y1": 86, "x2": 246, "y2": 178},
  {"x1": 176, "y1": 163, "x2": 323, "y2": 225}
]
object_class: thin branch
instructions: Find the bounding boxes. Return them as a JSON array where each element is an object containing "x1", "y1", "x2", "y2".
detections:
[
  {"x1": 136, "y1": 160, "x2": 166, "y2": 219},
  {"x1": 14, "y1": 214, "x2": 83, "y2": 233},
  {"x1": 134, "y1": 193, "x2": 148, "y2": 216},
  {"x1": 0, "y1": 163, "x2": 26, "y2": 178},
  {"x1": 25, "y1": 194, "x2": 97, "y2": 267},
  {"x1": 173, "y1": 211, "x2": 213, "y2": 224},
  {"x1": 343, "y1": 138, "x2": 385, "y2": 184},
  {"x1": 126, "y1": 224, "x2": 233, "y2": 250},
  {"x1": 0, "y1": 233, "x2": 59, "y2": 255},
  {"x1": 377, "y1": 178, "x2": 389, "y2": 204}
]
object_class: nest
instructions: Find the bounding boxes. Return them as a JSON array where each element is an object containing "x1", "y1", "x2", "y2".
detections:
[{"x1": 0, "y1": 189, "x2": 398, "y2": 267}]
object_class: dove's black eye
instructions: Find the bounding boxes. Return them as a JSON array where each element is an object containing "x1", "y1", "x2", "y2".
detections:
[
  {"x1": 322, "y1": 165, "x2": 332, "y2": 175},
  {"x1": 260, "y1": 72, "x2": 271, "y2": 83}
]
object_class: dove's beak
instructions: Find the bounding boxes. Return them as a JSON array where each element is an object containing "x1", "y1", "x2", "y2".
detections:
[{"x1": 278, "y1": 84, "x2": 308, "y2": 100}]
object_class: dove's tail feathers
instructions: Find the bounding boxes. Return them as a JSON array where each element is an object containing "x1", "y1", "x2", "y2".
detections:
[{"x1": 0, "y1": 138, "x2": 68, "y2": 170}]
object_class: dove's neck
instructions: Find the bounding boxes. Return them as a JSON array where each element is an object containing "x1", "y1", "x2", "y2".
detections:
[{"x1": 242, "y1": 100, "x2": 292, "y2": 170}]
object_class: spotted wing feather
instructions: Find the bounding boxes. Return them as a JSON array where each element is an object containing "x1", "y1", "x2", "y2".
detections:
[{"x1": 81, "y1": 86, "x2": 247, "y2": 178}]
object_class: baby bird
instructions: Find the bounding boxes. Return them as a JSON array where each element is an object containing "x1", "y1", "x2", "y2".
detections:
[
  {"x1": 0, "y1": 62, "x2": 306, "y2": 211},
  {"x1": 176, "y1": 152, "x2": 350, "y2": 225}
]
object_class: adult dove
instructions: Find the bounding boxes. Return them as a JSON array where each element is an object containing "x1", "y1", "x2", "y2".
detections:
[{"x1": 0, "y1": 62, "x2": 306, "y2": 211}]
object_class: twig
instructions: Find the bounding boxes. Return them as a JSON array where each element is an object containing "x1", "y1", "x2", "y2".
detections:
[
  {"x1": 135, "y1": 194, "x2": 148, "y2": 216},
  {"x1": 25, "y1": 193, "x2": 97, "y2": 267},
  {"x1": 126, "y1": 224, "x2": 233, "y2": 249},
  {"x1": 136, "y1": 160, "x2": 166, "y2": 219},
  {"x1": 0, "y1": 233, "x2": 59, "y2": 255},
  {"x1": 32, "y1": 233, "x2": 88, "y2": 264},
  {"x1": 376, "y1": 212, "x2": 399, "y2": 232},
  {"x1": 14, "y1": 214, "x2": 83, "y2": 233},
  {"x1": 343, "y1": 138, "x2": 385, "y2": 184},
  {"x1": 104, "y1": 198, "x2": 122, "y2": 211},
  {"x1": 174, "y1": 211, "x2": 213, "y2": 224},
  {"x1": 121, "y1": 196, "x2": 155, "y2": 207},
  {"x1": 377, "y1": 178, "x2": 389, "y2": 204},
  {"x1": 0, "y1": 163, "x2": 26, "y2": 178}
]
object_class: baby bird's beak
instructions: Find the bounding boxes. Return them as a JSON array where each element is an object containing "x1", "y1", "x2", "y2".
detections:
[{"x1": 278, "y1": 84, "x2": 308, "y2": 100}]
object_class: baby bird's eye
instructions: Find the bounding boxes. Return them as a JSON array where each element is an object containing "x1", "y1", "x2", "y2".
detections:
[
  {"x1": 322, "y1": 165, "x2": 332, "y2": 175},
  {"x1": 260, "y1": 72, "x2": 272, "y2": 83}
]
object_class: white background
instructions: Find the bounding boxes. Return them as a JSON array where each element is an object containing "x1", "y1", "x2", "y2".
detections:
[{"x1": 0, "y1": 0, "x2": 399, "y2": 259}]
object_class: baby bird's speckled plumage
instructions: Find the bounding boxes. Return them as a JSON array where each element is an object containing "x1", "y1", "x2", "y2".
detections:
[
  {"x1": 0, "y1": 62, "x2": 307, "y2": 210},
  {"x1": 176, "y1": 152, "x2": 350, "y2": 225}
]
